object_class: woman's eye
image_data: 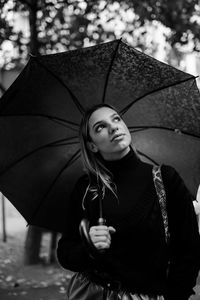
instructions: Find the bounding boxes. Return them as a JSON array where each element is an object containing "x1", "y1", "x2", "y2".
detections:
[
  {"x1": 113, "y1": 116, "x2": 121, "y2": 122},
  {"x1": 95, "y1": 124, "x2": 105, "y2": 132}
]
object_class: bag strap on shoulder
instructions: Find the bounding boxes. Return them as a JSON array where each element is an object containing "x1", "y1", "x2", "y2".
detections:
[{"x1": 152, "y1": 165, "x2": 170, "y2": 244}]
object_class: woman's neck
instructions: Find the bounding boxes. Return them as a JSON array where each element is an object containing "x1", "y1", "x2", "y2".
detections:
[
  {"x1": 101, "y1": 146, "x2": 131, "y2": 161},
  {"x1": 101, "y1": 147, "x2": 139, "y2": 175}
]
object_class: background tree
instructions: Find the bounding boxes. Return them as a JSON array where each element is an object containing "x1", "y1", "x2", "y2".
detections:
[
  {"x1": 121, "y1": 0, "x2": 200, "y2": 50},
  {"x1": 0, "y1": 0, "x2": 200, "y2": 70}
]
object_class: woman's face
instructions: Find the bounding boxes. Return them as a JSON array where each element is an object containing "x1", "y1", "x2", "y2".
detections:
[{"x1": 87, "y1": 107, "x2": 132, "y2": 160}]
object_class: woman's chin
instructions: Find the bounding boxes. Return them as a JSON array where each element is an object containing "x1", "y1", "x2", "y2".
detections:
[
  {"x1": 115, "y1": 141, "x2": 130, "y2": 151},
  {"x1": 112, "y1": 144, "x2": 130, "y2": 156}
]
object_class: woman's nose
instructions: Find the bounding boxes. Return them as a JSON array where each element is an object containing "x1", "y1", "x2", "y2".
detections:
[{"x1": 109, "y1": 123, "x2": 118, "y2": 133}]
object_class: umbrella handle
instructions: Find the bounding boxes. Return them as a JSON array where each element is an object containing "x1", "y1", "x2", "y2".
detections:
[
  {"x1": 97, "y1": 217, "x2": 106, "y2": 226},
  {"x1": 79, "y1": 218, "x2": 106, "y2": 257}
]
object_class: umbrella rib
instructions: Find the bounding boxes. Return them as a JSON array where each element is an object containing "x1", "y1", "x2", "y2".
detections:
[
  {"x1": 129, "y1": 125, "x2": 200, "y2": 139},
  {"x1": 120, "y1": 76, "x2": 198, "y2": 115},
  {"x1": 0, "y1": 113, "x2": 79, "y2": 129},
  {"x1": 0, "y1": 136, "x2": 79, "y2": 177},
  {"x1": 102, "y1": 38, "x2": 122, "y2": 103},
  {"x1": 48, "y1": 140, "x2": 79, "y2": 147},
  {"x1": 186, "y1": 79, "x2": 200, "y2": 121},
  {"x1": 34, "y1": 57, "x2": 85, "y2": 115},
  {"x1": 27, "y1": 149, "x2": 81, "y2": 225},
  {"x1": 136, "y1": 150, "x2": 159, "y2": 166},
  {"x1": 48, "y1": 117, "x2": 79, "y2": 132}
]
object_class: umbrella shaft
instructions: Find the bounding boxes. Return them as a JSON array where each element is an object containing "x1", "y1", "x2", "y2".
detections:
[{"x1": 98, "y1": 218, "x2": 106, "y2": 225}]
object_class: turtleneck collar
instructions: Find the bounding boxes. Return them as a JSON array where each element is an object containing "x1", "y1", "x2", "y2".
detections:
[{"x1": 102, "y1": 147, "x2": 140, "y2": 175}]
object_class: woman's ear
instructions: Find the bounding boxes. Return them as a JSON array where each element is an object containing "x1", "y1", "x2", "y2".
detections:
[{"x1": 87, "y1": 141, "x2": 98, "y2": 153}]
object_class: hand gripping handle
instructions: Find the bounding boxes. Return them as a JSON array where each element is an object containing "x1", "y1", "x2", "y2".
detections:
[{"x1": 79, "y1": 218, "x2": 106, "y2": 257}]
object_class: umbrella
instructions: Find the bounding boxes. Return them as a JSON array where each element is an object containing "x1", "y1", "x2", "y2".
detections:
[{"x1": 0, "y1": 39, "x2": 200, "y2": 233}]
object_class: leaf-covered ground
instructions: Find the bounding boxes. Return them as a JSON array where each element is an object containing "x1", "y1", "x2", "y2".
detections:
[{"x1": 0, "y1": 214, "x2": 72, "y2": 299}]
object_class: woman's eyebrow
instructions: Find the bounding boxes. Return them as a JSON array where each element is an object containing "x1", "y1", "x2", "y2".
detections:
[
  {"x1": 92, "y1": 113, "x2": 118, "y2": 129},
  {"x1": 92, "y1": 120, "x2": 103, "y2": 129}
]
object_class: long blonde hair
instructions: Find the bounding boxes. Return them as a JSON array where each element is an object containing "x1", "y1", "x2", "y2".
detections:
[{"x1": 79, "y1": 104, "x2": 119, "y2": 197}]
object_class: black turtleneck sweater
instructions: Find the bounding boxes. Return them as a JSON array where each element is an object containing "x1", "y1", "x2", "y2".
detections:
[{"x1": 57, "y1": 148, "x2": 200, "y2": 299}]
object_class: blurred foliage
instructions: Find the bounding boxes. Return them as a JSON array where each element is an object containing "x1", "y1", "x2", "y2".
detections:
[
  {"x1": 0, "y1": 0, "x2": 200, "y2": 69},
  {"x1": 121, "y1": 0, "x2": 200, "y2": 48}
]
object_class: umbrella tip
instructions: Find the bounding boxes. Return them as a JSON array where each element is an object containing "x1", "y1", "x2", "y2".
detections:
[{"x1": 174, "y1": 128, "x2": 182, "y2": 135}]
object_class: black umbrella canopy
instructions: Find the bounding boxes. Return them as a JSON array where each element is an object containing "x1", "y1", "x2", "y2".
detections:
[
  {"x1": 0, "y1": 39, "x2": 200, "y2": 232},
  {"x1": 132, "y1": 129, "x2": 200, "y2": 196}
]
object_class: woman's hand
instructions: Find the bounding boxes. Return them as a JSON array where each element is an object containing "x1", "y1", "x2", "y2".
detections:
[{"x1": 89, "y1": 225, "x2": 116, "y2": 250}]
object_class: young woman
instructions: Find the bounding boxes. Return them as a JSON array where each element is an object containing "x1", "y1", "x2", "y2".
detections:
[{"x1": 57, "y1": 104, "x2": 200, "y2": 300}]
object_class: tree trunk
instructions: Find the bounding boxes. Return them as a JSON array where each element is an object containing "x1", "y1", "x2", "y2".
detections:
[
  {"x1": 24, "y1": 0, "x2": 42, "y2": 265},
  {"x1": 24, "y1": 226, "x2": 43, "y2": 264},
  {"x1": 1, "y1": 194, "x2": 7, "y2": 243},
  {"x1": 28, "y1": 0, "x2": 39, "y2": 55},
  {"x1": 49, "y1": 232, "x2": 58, "y2": 263},
  {"x1": 0, "y1": 82, "x2": 6, "y2": 95}
]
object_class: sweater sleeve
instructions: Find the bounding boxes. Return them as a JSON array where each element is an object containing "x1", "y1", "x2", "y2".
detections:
[
  {"x1": 162, "y1": 165, "x2": 200, "y2": 300},
  {"x1": 56, "y1": 175, "x2": 95, "y2": 272}
]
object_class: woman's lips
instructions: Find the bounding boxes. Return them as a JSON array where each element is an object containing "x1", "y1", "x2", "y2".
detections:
[{"x1": 111, "y1": 133, "x2": 125, "y2": 142}]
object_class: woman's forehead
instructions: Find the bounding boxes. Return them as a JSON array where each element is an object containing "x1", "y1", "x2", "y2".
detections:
[{"x1": 89, "y1": 107, "x2": 117, "y2": 125}]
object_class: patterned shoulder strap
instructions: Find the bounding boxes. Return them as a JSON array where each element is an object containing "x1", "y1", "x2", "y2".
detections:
[{"x1": 152, "y1": 165, "x2": 170, "y2": 244}]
